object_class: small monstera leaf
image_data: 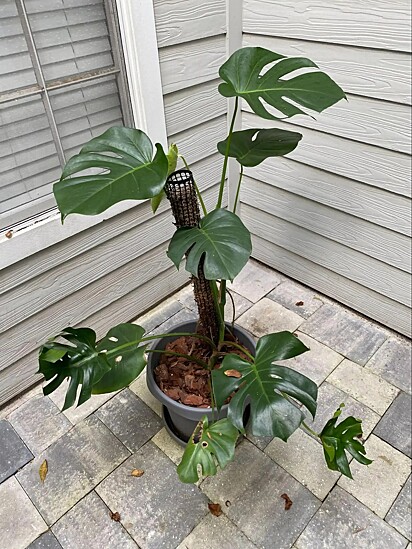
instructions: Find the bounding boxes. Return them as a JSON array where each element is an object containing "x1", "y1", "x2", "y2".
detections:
[
  {"x1": 38, "y1": 324, "x2": 146, "y2": 410},
  {"x1": 151, "y1": 143, "x2": 179, "y2": 213},
  {"x1": 39, "y1": 327, "x2": 111, "y2": 411},
  {"x1": 92, "y1": 324, "x2": 147, "y2": 394},
  {"x1": 177, "y1": 417, "x2": 239, "y2": 483},
  {"x1": 54, "y1": 127, "x2": 168, "y2": 219},
  {"x1": 320, "y1": 404, "x2": 372, "y2": 479},
  {"x1": 219, "y1": 46, "x2": 346, "y2": 120},
  {"x1": 217, "y1": 128, "x2": 302, "y2": 167},
  {"x1": 167, "y1": 208, "x2": 251, "y2": 281},
  {"x1": 212, "y1": 332, "x2": 317, "y2": 439}
]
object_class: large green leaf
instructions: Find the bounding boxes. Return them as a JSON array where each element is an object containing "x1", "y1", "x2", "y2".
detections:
[
  {"x1": 39, "y1": 327, "x2": 111, "y2": 411},
  {"x1": 217, "y1": 128, "x2": 302, "y2": 167},
  {"x1": 212, "y1": 332, "x2": 317, "y2": 439},
  {"x1": 38, "y1": 323, "x2": 147, "y2": 410},
  {"x1": 320, "y1": 404, "x2": 372, "y2": 479},
  {"x1": 219, "y1": 47, "x2": 346, "y2": 120},
  {"x1": 54, "y1": 127, "x2": 168, "y2": 219},
  {"x1": 167, "y1": 208, "x2": 252, "y2": 281},
  {"x1": 177, "y1": 416, "x2": 239, "y2": 483},
  {"x1": 92, "y1": 324, "x2": 147, "y2": 394}
]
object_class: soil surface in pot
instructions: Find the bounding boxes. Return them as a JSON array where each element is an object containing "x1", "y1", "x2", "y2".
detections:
[{"x1": 154, "y1": 332, "x2": 251, "y2": 408}]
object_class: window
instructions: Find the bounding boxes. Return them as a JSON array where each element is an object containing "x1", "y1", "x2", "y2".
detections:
[{"x1": 0, "y1": 0, "x2": 133, "y2": 230}]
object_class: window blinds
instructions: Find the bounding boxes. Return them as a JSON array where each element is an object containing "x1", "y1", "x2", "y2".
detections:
[{"x1": 0, "y1": 0, "x2": 131, "y2": 229}]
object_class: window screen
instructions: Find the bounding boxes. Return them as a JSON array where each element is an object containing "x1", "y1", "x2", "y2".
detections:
[{"x1": 0, "y1": 0, "x2": 132, "y2": 229}]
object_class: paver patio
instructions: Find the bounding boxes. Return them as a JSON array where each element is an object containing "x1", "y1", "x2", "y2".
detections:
[{"x1": 0, "y1": 260, "x2": 410, "y2": 549}]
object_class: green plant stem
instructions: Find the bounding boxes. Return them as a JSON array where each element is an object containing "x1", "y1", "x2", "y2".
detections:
[
  {"x1": 104, "y1": 332, "x2": 216, "y2": 360},
  {"x1": 219, "y1": 280, "x2": 227, "y2": 341},
  {"x1": 145, "y1": 349, "x2": 209, "y2": 370},
  {"x1": 210, "y1": 279, "x2": 226, "y2": 344},
  {"x1": 179, "y1": 154, "x2": 207, "y2": 216},
  {"x1": 232, "y1": 165, "x2": 244, "y2": 214},
  {"x1": 225, "y1": 287, "x2": 236, "y2": 326},
  {"x1": 221, "y1": 340, "x2": 254, "y2": 362},
  {"x1": 301, "y1": 421, "x2": 320, "y2": 439},
  {"x1": 216, "y1": 97, "x2": 239, "y2": 209}
]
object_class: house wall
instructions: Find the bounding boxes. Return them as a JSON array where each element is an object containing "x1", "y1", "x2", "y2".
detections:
[
  {"x1": 0, "y1": 0, "x2": 228, "y2": 406},
  {"x1": 241, "y1": 0, "x2": 412, "y2": 336}
]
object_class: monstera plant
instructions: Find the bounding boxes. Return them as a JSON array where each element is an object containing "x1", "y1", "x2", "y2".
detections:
[{"x1": 39, "y1": 47, "x2": 371, "y2": 483}]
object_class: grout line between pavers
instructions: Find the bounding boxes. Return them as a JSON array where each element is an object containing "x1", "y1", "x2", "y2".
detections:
[
  {"x1": 336, "y1": 483, "x2": 411, "y2": 537},
  {"x1": 78, "y1": 490, "x2": 141, "y2": 549},
  {"x1": 263, "y1": 444, "x2": 336, "y2": 503}
]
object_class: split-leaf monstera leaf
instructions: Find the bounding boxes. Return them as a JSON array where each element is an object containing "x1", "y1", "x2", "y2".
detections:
[
  {"x1": 177, "y1": 416, "x2": 239, "y2": 483},
  {"x1": 212, "y1": 332, "x2": 317, "y2": 439},
  {"x1": 54, "y1": 127, "x2": 168, "y2": 219},
  {"x1": 167, "y1": 208, "x2": 252, "y2": 281},
  {"x1": 38, "y1": 324, "x2": 147, "y2": 410},
  {"x1": 217, "y1": 128, "x2": 302, "y2": 167},
  {"x1": 320, "y1": 404, "x2": 372, "y2": 478},
  {"x1": 219, "y1": 46, "x2": 346, "y2": 120}
]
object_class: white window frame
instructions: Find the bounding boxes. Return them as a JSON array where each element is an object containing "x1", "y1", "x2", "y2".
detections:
[{"x1": 0, "y1": 0, "x2": 167, "y2": 270}]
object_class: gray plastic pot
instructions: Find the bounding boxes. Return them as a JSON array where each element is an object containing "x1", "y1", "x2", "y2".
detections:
[{"x1": 146, "y1": 321, "x2": 255, "y2": 445}]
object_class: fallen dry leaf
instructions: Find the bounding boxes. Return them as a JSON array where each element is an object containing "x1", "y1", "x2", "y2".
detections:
[
  {"x1": 281, "y1": 493, "x2": 293, "y2": 510},
  {"x1": 131, "y1": 469, "x2": 144, "y2": 478},
  {"x1": 295, "y1": 301, "x2": 304, "y2": 307},
  {"x1": 39, "y1": 459, "x2": 48, "y2": 483},
  {"x1": 208, "y1": 503, "x2": 222, "y2": 517},
  {"x1": 5, "y1": 230, "x2": 13, "y2": 239},
  {"x1": 224, "y1": 369, "x2": 242, "y2": 378},
  {"x1": 110, "y1": 511, "x2": 121, "y2": 522}
]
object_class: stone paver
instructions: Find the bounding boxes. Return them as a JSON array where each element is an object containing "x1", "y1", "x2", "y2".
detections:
[
  {"x1": 177, "y1": 514, "x2": 257, "y2": 549},
  {"x1": 48, "y1": 380, "x2": 118, "y2": 425},
  {"x1": 96, "y1": 442, "x2": 208, "y2": 549},
  {"x1": 265, "y1": 429, "x2": 340, "y2": 500},
  {"x1": 8, "y1": 395, "x2": 72, "y2": 455},
  {"x1": 133, "y1": 295, "x2": 183, "y2": 333},
  {"x1": 1, "y1": 263, "x2": 411, "y2": 549},
  {"x1": 0, "y1": 476, "x2": 47, "y2": 549},
  {"x1": 149, "y1": 307, "x2": 197, "y2": 337},
  {"x1": 278, "y1": 331, "x2": 343, "y2": 386},
  {"x1": 201, "y1": 440, "x2": 321, "y2": 549},
  {"x1": 17, "y1": 415, "x2": 130, "y2": 525},
  {"x1": 305, "y1": 382, "x2": 380, "y2": 441},
  {"x1": 0, "y1": 383, "x2": 43, "y2": 420},
  {"x1": 327, "y1": 359, "x2": 399, "y2": 415},
  {"x1": 295, "y1": 486, "x2": 408, "y2": 549},
  {"x1": 237, "y1": 298, "x2": 303, "y2": 338},
  {"x1": 374, "y1": 392, "x2": 411, "y2": 457},
  {"x1": 338, "y1": 435, "x2": 411, "y2": 518},
  {"x1": 366, "y1": 336, "x2": 412, "y2": 394},
  {"x1": 129, "y1": 371, "x2": 162, "y2": 417},
  {"x1": 224, "y1": 290, "x2": 254, "y2": 322},
  {"x1": 96, "y1": 389, "x2": 162, "y2": 452},
  {"x1": 386, "y1": 476, "x2": 411, "y2": 541},
  {"x1": 152, "y1": 427, "x2": 184, "y2": 465},
  {"x1": 52, "y1": 491, "x2": 137, "y2": 549},
  {"x1": 28, "y1": 531, "x2": 63, "y2": 549},
  {"x1": 0, "y1": 419, "x2": 33, "y2": 483},
  {"x1": 245, "y1": 427, "x2": 273, "y2": 451},
  {"x1": 300, "y1": 303, "x2": 388, "y2": 365},
  {"x1": 267, "y1": 279, "x2": 324, "y2": 319},
  {"x1": 227, "y1": 259, "x2": 283, "y2": 302}
]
